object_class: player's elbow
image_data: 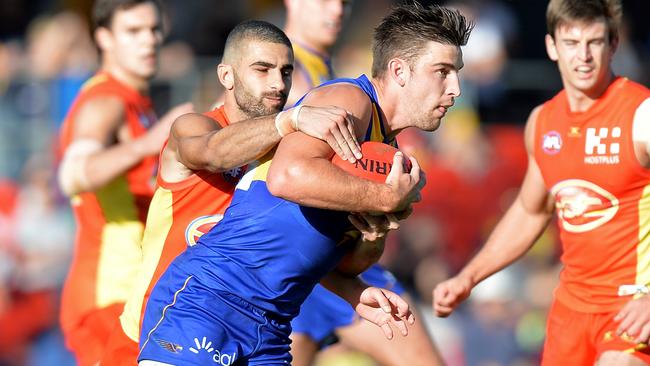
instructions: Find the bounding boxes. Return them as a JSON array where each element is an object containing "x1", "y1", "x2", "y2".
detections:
[{"x1": 267, "y1": 162, "x2": 304, "y2": 200}]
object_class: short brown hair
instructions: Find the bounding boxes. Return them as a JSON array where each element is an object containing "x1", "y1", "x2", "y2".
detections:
[
  {"x1": 92, "y1": 0, "x2": 162, "y2": 31},
  {"x1": 371, "y1": 2, "x2": 473, "y2": 78},
  {"x1": 546, "y1": 0, "x2": 622, "y2": 43}
]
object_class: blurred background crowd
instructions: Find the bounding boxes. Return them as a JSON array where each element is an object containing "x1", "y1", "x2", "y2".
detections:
[{"x1": 0, "y1": 0, "x2": 648, "y2": 365}]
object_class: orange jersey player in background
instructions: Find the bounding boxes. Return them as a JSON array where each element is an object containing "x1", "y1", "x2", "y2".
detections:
[
  {"x1": 100, "y1": 19, "x2": 362, "y2": 365},
  {"x1": 56, "y1": 1, "x2": 193, "y2": 365},
  {"x1": 434, "y1": 1, "x2": 650, "y2": 365}
]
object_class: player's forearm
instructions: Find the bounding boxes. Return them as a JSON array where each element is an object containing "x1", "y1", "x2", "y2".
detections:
[
  {"x1": 459, "y1": 196, "x2": 552, "y2": 286},
  {"x1": 320, "y1": 270, "x2": 367, "y2": 307},
  {"x1": 79, "y1": 138, "x2": 151, "y2": 193},
  {"x1": 182, "y1": 115, "x2": 280, "y2": 172},
  {"x1": 267, "y1": 157, "x2": 396, "y2": 212},
  {"x1": 336, "y1": 236, "x2": 386, "y2": 276}
]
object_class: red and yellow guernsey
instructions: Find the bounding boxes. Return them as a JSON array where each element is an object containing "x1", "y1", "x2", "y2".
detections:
[
  {"x1": 59, "y1": 72, "x2": 157, "y2": 334},
  {"x1": 535, "y1": 77, "x2": 650, "y2": 313},
  {"x1": 119, "y1": 106, "x2": 243, "y2": 343}
]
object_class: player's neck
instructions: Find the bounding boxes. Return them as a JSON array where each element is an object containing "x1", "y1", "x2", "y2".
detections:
[
  {"x1": 369, "y1": 77, "x2": 399, "y2": 140},
  {"x1": 102, "y1": 65, "x2": 150, "y2": 94},
  {"x1": 222, "y1": 94, "x2": 249, "y2": 124},
  {"x1": 564, "y1": 72, "x2": 615, "y2": 113}
]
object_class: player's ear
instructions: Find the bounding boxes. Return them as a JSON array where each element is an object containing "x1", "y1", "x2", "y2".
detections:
[
  {"x1": 545, "y1": 34, "x2": 559, "y2": 62},
  {"x1": 95, "y1": 27, "x2": 113, "y2": 53},
  {"x1": 217, "y1": 64, "x2": 234, "y2": 90},
  {"x1": 387, "y1": 58, "x2": 408, "y2": 87}
]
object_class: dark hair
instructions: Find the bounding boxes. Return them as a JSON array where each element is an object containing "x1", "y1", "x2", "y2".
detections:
[
  {"x1": 546, "y1": 0, "x2": 622, "y2": 43},
  {"x1": 92, "y1": 0, "x2": 162, "y2": 31},
  {"x1": 371, "y1": 2, "x2": 473, "y2": 78},
  {"x1": 222, "y1": 20, "x2": 292, "y2": 63}
]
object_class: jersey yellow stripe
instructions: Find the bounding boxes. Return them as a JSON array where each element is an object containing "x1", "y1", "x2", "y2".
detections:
[
  {"x1": 120, "y1": 186, "x2": 174, "y2": 341},
  {"x1": 96, "y1": 176, "x2": 145, "y2": 308},
  {"x1": 637, "y1": 184, "x2": 650, "y2": 288}
]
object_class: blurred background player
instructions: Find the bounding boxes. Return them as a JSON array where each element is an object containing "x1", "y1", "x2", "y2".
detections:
[
  {"x1": 56, "y1": 0, "x2": 193, "y2": 365},
  {"x1": 138, "y1": 3, "x2": 470, "y2": 365},
  {"x1": 100, "y1": 19, "x2": 361, "y2": 365},
  {"x1": 283, "y1": 1, "x2": 444, "y2": 365},
  {"x1": 433, "y1": 0, "x2": 650, "y2": 365}
]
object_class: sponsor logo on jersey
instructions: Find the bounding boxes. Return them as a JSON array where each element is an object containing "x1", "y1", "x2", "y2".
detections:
[
  {"x1": 188, "y1": 336, "x2": 237, "y2": 365},
  {"x1": 584, "y1": 127, "x2": 620, "y2": 165},
  {"x1": 542, "y1": 131, "x2": 562, "y2": 154},
  {"x1": 551, "y1": 179, "x2": 619, "y2": 233},
  {"x1": 185, "y1": 214, "x2": 224, "y2": 246},
  {"x1": 568, "y1": 126, "x2": 581, "y2": 137}
]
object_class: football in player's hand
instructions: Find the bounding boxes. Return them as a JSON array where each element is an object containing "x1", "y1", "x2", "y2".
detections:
[{"x1": 331, "y1": 141, "x2": 410, "y2": 183}]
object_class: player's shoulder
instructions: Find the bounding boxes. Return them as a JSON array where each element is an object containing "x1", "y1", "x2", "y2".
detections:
[
  {"x1": 305, "y1": 81, "x2": 370, "y2": 110},
  {"x1": 172, "y1": 112, "x2": 222, "y2": 139}
]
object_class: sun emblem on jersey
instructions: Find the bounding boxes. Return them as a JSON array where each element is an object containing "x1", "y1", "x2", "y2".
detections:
[
  {"x1": 222, "y1": 165, "x2": 247, "y2": 185},
  {"x1": 551, "y1": 179, "x2": 619, "y2": 233},
  {"x1": 185, "y1": 214, "x2": 224, "y2": 246},
  {"x1": 542, "y1": 131, "x2": 562, "y2": 154}
]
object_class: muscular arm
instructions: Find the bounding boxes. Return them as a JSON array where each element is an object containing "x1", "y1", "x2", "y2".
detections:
[
  {"x1": 267, "y1": 84, "x2": 405, "y2": 212},
  {"x1": 169, "y1": 112, "x2": 280, "y2": 177},
  {"x1": 434, "y1": 106, "x2": 555, "y2": 316}
]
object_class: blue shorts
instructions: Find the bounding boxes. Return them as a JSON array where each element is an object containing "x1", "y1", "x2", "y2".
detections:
[
  {"x1": 291, "y1": 264, "x2": 404, "y2": 343},
  {"x1": 139, "y1": 269, "x2": 292, "y2": 366}
]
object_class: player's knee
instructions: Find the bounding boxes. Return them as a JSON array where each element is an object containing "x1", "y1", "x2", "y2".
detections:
[{"x1": 595, "y1": 350, "x2": 647, "y2": 366}]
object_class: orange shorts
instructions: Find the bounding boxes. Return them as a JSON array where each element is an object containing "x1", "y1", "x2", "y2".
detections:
[
  {"x1": 542, "y1": 299, "x2": 650, "y2": 365},
  {"x1": 63, "y1": 303, "x2": 124, "y2": 366},
  {"x1": 100, "y1": 321, "x2": 139, "y2": 366}
]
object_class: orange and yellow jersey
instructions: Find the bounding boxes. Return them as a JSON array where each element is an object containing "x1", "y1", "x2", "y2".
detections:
[
  {"x1": 119, "y1": 106, "x2": 245, "y2": 342},
  {"x1": 534, "y1": 77, "x2": 650, "y2": 313},
  {"x1": 59, "y1": 71, "x2": 157, "y2": 333},
  {"x1": 293, "y1": 41, "x2": 334, "y2": 88}
]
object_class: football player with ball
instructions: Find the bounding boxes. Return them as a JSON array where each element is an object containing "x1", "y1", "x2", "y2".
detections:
[{"x1": 139, "y1": 3, "x2": 471, "y2": 365}]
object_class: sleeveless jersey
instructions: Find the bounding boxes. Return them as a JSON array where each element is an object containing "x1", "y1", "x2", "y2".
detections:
[
  {"x1": 59, "y1": 72, "x2": 157, "y2": 333},
  {"x1": 176, "y1": 74, "x2": 393, "y2": 318},
  {"x1": 292, "y1": 41, "x2": 334, "y2": 88},
  {"x1": 119, "y1": 106, "x2": 244, "y2": 342},
  {"x1": 534, "y1": 77, "x2": 650, "y2": 313}
]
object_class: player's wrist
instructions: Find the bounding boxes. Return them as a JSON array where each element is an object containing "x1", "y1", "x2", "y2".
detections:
[{"x1": 274, "y1": 105, "x2": 303, "y2": 137}]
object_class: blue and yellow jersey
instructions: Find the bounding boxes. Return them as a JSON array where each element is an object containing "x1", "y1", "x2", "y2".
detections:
[
  {"x1": 293, "y1": 41, "x2": 334, "y2": 88},
  {"x1": 176, "y1": 74, "x2": 392, "y2": 319}
]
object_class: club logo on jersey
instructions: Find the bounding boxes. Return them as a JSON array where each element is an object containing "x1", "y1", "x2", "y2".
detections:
[
  {"x1": 568, "y1": 126, "x2": 581, "y2": 137},
  {"x1": 542, "y1": 131, "x2": 562, "y2": 154},
  {"x1": 188, "y1": 336, "x2": 237, "y2": 365},
  {"x1": 584, "y1": 127, "x2": 621, "y2": 165},
  {"x1": 155, "y1": 338, "x2": 183, "y2": 353},
  {"x1": 551, "y1": 179, "x2": 619, "y2": 233},
  {"x1": 185, "y1": 214, "x2": 224, "y2": 246},
  {"x1": 222, "y1": 165, "x2": 247, "y2": 185}
]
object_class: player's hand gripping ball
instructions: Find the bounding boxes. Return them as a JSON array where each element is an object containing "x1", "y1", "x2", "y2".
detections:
[{"x1": 331, "y1": 141, "x2": 411, "y2": 183}]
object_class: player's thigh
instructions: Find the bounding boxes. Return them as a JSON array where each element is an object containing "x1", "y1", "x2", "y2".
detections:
[
  {"x1": 139, "y1": 276, "x2": 258, "y2": 365},
  {"x1": 289, "y1": 333, "x2": 320, "y2": 366},
  {"x1": 596, "y1": 351, "x2": 649, "y2": 366},
  {"x1": 541, "y1": 299, "x2": 595, "y2": 365},
  {"x1": 337, "y1": 304, "x2": 443, "y2": 366}
]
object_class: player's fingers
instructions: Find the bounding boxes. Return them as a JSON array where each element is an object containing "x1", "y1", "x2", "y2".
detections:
[
  {"x1": 386, "y1": 152, "x2": 405, "y2": 183},
  {"x1": 409, "y1": 156, "x2": 421, "y2": 183},
  {"x1": 380, "y1": 322, "x2": 394, "y2": 340},
  {"x1": 386, "y1": 213, "x2": 400, "y2": 230},
  {"x1": 635, "y1": 323, "x2": 650, "y2": 344},
  {"x1": 325, "y1": 134, "x2": 346, "y2": 161},
  {"x1": 373, "y1": 290, "x2": 393, "y2": 314},
  {"x1": 329, "y1": 125, "x2": 355, "y2": 163},
  {"x1": 617, "y1": 313, "x2": 634, "y2": 335},
  {"x1": 391, "y1": 314, "x2": 409, "y2": 336},
  {"x1": 337, "y1": 112, "x2": 361, "y2": 160},
  {"x1": 348, "y1": 215, "x2": 369, "y2": 232},
  {"x1": 345, "y1": 112, "x2": 362, "y2": 158}
]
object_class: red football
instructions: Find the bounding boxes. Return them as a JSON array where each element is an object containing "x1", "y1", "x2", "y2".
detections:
[{"x1": 331, "y1": 141, "x2": 410, "y2": 183}]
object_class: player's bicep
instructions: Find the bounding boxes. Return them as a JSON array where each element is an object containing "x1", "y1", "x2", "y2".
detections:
[
  {"x1": 72, "y1": 96, "x2": 126, "y2": 145},
  {"x1": 300, "y1": 84, "x2": 373, "y2": 140},
  {"x1": 171, "y1": 113, "x2": 222, "y2": 168}
]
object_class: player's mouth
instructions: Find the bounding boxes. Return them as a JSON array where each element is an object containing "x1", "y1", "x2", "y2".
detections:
[
  {"x1": 323, "y1": 21, "x2": 342, "y2": 33},
  {"x1": 575, "y1": 65, "x2": 595, "y2": 79}
]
